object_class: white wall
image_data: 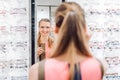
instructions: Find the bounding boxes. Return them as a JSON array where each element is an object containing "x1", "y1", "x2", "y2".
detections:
[{"x1": 36, "y1": 0, "x2": 62, "y2": 6}]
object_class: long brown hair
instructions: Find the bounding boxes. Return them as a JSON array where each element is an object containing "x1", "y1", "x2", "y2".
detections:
[
  {"x1": 37, "y1": 18, "x2": 53, "y2": 48},
  {"x1": 50, "y1": 2, "x2": 92, "y2": 80}
]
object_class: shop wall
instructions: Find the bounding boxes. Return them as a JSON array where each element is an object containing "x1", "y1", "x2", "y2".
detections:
[{"x1": 0, "y1": 0, "x2": 31, "y2": 79}]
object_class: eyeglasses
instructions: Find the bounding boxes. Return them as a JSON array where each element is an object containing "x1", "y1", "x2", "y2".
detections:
[
  {"x1": 10, "y1": 41, "x2": 28, "y2": 51},
  {"x1": 89, "y1": 40, "x2": 120, "y2": 53},
  {"x1": 0, "y1": 76, "x2": 7, "y2": 80},
  {"x1": 87, "y1": 21, "x2": 119, "y2": 33},
  {"x1": 0, "y1": 58, "x2": 29, "y2": 79},
  {"x1": 10, "y1": 8, "x2": 27, "y2": 15},
  {"x1": 10, "y1": 25, "x2": 27, "y2": 34},
  {"x1": 9, "y1": 58, "x2": 28, "y2": 72},
  {"x1": 104, "y1": 73, "x2": 120, "y2": 79},
  {"x1": 0, "y1": 7, "x2": 27, "y2": 15},
  {"x1": 86, "y1": 8, "x2": 120, "y2": 17},
  {"x1": 0, "y1": 60, "x2": 9, "y2": 73},
  {"x1": 10, "y1": 76, "x2": 27, "y2": 80},
  {"x1": 105, "y1": 56, "x2": 120, "y2": 68}
]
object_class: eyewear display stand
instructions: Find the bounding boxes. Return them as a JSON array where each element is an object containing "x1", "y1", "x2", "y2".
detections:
[{"x1": 0, "y1": 0, "x2": 31, "y2": 79}]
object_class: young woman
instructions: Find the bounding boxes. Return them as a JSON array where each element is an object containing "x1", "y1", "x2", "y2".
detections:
[
  {"x1": 37, "y1": 18, "x2": 54, "y2": 60},
  {"x1": 30, "y1": 2, "x2": 104, "y2": 80}
]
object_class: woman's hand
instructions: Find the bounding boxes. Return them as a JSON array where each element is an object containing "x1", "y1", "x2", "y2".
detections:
[{"x1": 37, "y1": 47, "x2": 44, "y2": 56}]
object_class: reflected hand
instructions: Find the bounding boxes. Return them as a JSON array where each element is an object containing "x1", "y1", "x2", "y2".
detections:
[{"x1": 37, "y1": 47, "x2": 44, "y2": 56}]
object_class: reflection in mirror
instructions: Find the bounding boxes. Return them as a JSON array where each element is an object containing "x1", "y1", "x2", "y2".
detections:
[
  {"x1": 35, "y1": 0, "x2": 61, "y2": 63},
  {"x1": 35, "y1": 6, "x2": 58, "y2": 62},
  {"x1": 37, "y1": 18, "x2": 54, "y2": 61}
]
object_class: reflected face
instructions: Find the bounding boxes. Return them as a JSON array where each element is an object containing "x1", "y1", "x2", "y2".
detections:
[{"x1": 39, "y1": 21, "x2": 51, "y2": 37}]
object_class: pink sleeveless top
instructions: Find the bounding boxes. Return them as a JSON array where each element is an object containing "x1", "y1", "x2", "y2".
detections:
[
  {"x1": 45, "y1": 43, "x2": 51, "y2": 58},
  {"x1": 45, "y1": 58, "x2": 102, "y2": 80}
]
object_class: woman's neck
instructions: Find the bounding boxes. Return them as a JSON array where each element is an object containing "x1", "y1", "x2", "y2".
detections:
[
  {"x1": 40, "y1": 36, "x2": 49, "y2": 43},
  {"x1": 55, "y1": 42, "x2": 87, "y2": 63}
]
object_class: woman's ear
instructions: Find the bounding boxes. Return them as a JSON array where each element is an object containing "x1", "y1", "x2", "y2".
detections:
[
  {"x1": 85, "y1": 26, "x2": 92, "y2": 42},
  {"x1": 55, "y1": 27, "x2": 59, "y2": 33}
]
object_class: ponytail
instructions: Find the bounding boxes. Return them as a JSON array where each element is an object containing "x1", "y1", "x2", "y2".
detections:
[
  {"x1": 51, "y1": 11, "x2": 92, "y2": 80},
  {"x1": 52, "y1": 10, "x2": 91, "y2": 56}
]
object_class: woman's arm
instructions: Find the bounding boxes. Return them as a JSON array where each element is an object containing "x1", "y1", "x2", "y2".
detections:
[{"x1": 29, "y1": 63, "x2": 39, "y2": 80}]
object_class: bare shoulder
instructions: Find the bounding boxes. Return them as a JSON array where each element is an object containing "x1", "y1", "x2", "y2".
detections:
[
  {"x1": 49, "y1": 36, "x2": 54, "y2": 42},
  {"x1": 29, "y1": 63, "x2": 39, "y2": 80},
  {"x1": 29, "y1": 63, "x2": 39, "y2": 72}
]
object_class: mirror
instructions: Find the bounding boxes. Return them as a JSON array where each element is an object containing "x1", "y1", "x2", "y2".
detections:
[{"x1": 34, "y1": 0, "x2": 62, "y2": 63}]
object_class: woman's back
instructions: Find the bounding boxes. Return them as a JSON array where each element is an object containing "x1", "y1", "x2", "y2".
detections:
[{"x1": 44, "y1": 58, "x2": 101, "y2": 80}]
